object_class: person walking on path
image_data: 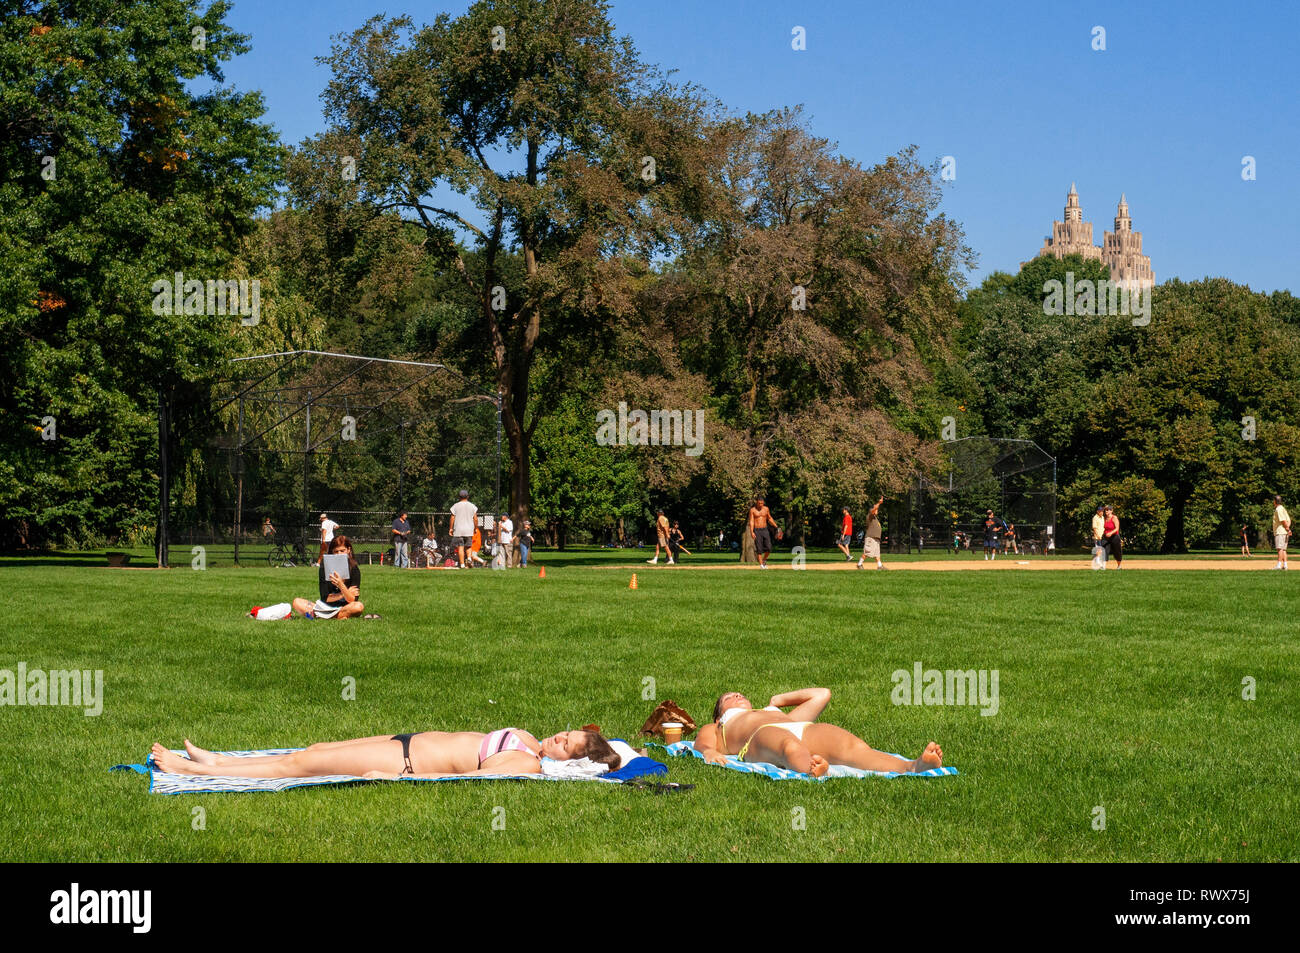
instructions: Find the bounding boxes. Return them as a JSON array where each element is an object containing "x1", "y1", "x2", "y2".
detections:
[
  {"x1": 1272, "y1": 495, "x2": 1291, "y2": 570},
  {"x1": 1241, "y1": 523, "x2": 1252, "y2": 558},
  {"x1": 1102, "y1": 505, "x2": 1123, "y2": 570},
  {"x1": 647, "y1": 510, "x2": 675, "y2": 565},
  {"x1": 1091, "y1": 505, "x2": 1106, "y2": 570},
  {"x1": 857, "y1": 497, "x2": 886, "y2": 570},
  {"x1": 748, "y1": 497, "x2": 782, "y2": 569},
  {"x1": 836, "y1": 507, "x2": 853, "y2": 561}
]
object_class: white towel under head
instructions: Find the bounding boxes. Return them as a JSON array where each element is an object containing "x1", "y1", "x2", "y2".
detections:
[{"x1": 540, "y1": 757, "x2": 609, "y2": 779}]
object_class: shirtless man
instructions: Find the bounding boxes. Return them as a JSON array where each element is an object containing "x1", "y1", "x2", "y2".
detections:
[
  {"x1": 647, "y1": 509, "x2": 674, "y2": 565},
  {"x1": 695, "y1": 687, "x2": 944, "y2": 776},
  {"x1": 748, "y1": 497, "x2": 781, "y2": 569}
]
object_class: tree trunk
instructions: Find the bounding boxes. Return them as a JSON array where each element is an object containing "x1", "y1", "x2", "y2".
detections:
[{"x1": 740, "y1": 523, "x2": 756, "y2": 563}]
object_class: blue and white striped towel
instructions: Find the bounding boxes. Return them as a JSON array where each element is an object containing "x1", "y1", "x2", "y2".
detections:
[
  {"x1": 648, "y1": 741, "x2": 958, "y2": 780},
  {"x1": 112, "y1": 748, "x2": 665, "y2": 795}
]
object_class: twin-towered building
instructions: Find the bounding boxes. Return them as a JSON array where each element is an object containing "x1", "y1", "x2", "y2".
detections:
[{"x1": 1023, "y1": 183, "x2": 1155, "y2": 289}]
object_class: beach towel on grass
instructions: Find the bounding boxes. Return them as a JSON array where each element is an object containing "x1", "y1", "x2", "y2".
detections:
[
  {"x1": 648, "y1": 740, "x2": 957, "y2": 780},
  {"x1": 113, "y1": 745, "x2": 665, "y2": 795}
]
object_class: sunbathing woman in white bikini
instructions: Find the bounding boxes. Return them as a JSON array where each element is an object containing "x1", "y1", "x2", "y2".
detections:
[
  {"x1": 694, "y1": 687, "x2": 943, "y2": 777},
  {"x1": 150, "y1": 727, "x2": 620, "y2": 779}
]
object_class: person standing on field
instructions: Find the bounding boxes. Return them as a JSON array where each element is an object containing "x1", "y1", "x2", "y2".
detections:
[
  {"x1": 748, "y1": 497, "x2": 781, "y2": 569},
  {"x1": 1240, "y1": 523, "x2": 1252, "y2": 558},
  {"x1": 518, "y1": 520, "x2": 534, "y2": 567},
  {"x1": 836, "y1": 507, "x2": 853, "y2": 561},
  {"x1": 450, "y1": 490, "x2": 477, "y2": 569},
  {"x1": 648, "y1": 509, "x2": 674, "y2": 565},
  {"x1": 1101, "y1": 505, "x2": 1122, "y2": 569},
  {"x1": 1272, "y1": 495, "x2": 1291, "y2": 570},
  {"x1": 857, "y1": 496, "x2": 886, "y2": 570},
  {"x1": 1091, "y1": 505, "x2": 1106, "y2": 570},
  {"x1": 316, "y1": 512, "x2": 339, "y2": 567},
  {"x1": 391, "y1": 511, "x2": 411, "y2": 568},
  {"x1": 981, "y1": 509, "x2": 1004, "y2": 562},
  {"x1": 498, "y1": 512, "x2": 514, "y2": 568}
]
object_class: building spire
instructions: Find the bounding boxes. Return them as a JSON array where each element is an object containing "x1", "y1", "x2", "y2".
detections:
[
  {"x1": 1114, "y1": 194, "x2": 1131, "y2": 232},
  {"x1": 1064, "y1": 183, "x2": 1082, "y2": 223}
]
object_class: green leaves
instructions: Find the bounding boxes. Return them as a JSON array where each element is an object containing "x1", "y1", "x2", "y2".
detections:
[{"x1": 1, "y1": 0, "x2": 279, "y2": 548}]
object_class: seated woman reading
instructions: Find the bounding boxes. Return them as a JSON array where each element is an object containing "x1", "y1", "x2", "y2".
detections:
[
  {"x1": 150, "y1": 728, "x2": 620, "y2": 779},
  {"x1": 695, "y1": 687, "x2": 943, "y2": 777},
  {"x1": 292, "y1": 535, "x2": 363, "y2": 619}
]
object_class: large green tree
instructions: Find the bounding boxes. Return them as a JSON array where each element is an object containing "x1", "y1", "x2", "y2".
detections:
[
  {"x1": 302, "y1": 0, "x2": 724, "y2": 521},
  {"x1": 957, "y1": 266, "x2": 1300, "y2": 551},
  {"x1": 1, "y1": 0, "x2": 279, "y2": 551},
  {"x1": 642, "y1": 109, "x2": 972, "y2": 544}
]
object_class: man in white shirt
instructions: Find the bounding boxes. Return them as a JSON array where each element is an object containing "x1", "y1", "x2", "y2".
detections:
[
  {"x1": 317, "y1": 512, "x2": 339, "y2": 567},
  {"x1": 1272, "y1": 495, "x2": 1291, "y2": 570},
  {"x1": 498, "y1": 513, "x2": 515, "y2": 568},
  {"x1": 449, "y1": 490, "x2": 477, "y2": 569},
  {"x1": 1091, "y1": 506, "x2": 1106, "y2": 570}
]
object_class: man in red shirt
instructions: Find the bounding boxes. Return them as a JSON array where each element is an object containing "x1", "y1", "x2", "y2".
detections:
[{"x1": 836, "y1": 507, "x2": 853, "y2": 561}]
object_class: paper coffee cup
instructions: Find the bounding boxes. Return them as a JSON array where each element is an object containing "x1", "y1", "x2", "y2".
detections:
[{"x1": 662, "y1": 721, "x2": 683, "y2": 743}]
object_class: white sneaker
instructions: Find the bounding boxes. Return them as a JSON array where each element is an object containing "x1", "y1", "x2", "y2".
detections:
[
  {"x1": 856, "y1": 559, "x2": 864, "y2": 569},
  {"x1": 647, "y1": 558, "x2": 657, "y2": 564},
  {"x1": 667, "y1": 559, "x2": 675, "y2": 565}
]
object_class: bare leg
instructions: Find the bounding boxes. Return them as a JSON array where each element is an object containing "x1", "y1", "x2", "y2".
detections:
[
  {"x1": 804, "y1": 724, "x2": 942, "y2": 773},
  {"x1": 335, "y1": 600, "x2": 365, "y2": 619},
  {"x1": 152, "y1": 740, "x2": 402, "y2": 778},
  {"x1": 742, "y1": 728, "x2": 827, "y2": 776},
  {"x1": 182, "y1": 736, "x2": 397, "y2": 766}
]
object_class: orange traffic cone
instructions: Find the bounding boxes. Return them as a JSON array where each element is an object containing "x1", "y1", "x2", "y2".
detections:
[
  {"x1": 629, "y1": 573, "x2": 638, "y2": 590},
  {"x1": 538, "y1": 566, "x2": 546, "y2": 578}
]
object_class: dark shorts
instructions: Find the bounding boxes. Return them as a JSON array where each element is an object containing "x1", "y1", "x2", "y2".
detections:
[
  {"x1": 984, "y1": 535, "x2": 996, "y2": 548},
  {"x1": 454, "y1": 536, "x2": 471, "y2": 548},
  {"x1": 838, "y1": 534, "x2": 851, "y2": 546},
  {"x1": 753, "y1": 528, "x2": 772, "y2": 554}
]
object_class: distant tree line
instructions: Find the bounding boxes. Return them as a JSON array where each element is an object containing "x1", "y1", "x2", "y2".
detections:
[{"x1": 4, "y1": 0, "x2": 1297, "y2": 553}]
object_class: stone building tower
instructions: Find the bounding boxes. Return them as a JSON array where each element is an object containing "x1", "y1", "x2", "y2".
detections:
[
  {"x1": 1031, "y1": 183, "x2": 1102, "y2": 264},
  {"x1": 1023, "y1": 185, "x2": 1154, "y2": 287},
  {"x1": 1102, "y1": 194, "x2": 1155, "y2": 289}
]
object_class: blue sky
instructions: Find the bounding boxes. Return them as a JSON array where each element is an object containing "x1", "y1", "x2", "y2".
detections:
[{"x1": 210, "y1": 0, "x2": 1299, "y2": 293}]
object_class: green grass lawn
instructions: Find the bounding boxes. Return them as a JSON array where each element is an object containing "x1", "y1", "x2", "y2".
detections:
[{"x1": 3, "y1": 547, "x2": 1297, "y2": 861}]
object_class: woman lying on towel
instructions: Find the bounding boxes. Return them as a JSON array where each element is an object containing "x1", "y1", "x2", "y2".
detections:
[
  {"x1": 150, "y1": 727, "x2": 620, "y2": 779},
  {"x1": 695, "y1": 687, "x2": 943, "y2": 777}
]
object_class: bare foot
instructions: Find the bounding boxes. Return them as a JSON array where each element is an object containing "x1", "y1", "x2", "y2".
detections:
[
  {"x1": 183, "y1": 739, "x2": 218, "y2": 765},
  {"x1": 808, "y1": 754, "x2": 830, "y2": 777},
  {"x1": 912, "y1": 741, "x2": 943, "y2": 772},
  {"x1": 150, "y1": 743, "x2": 196, "y2": 774}
]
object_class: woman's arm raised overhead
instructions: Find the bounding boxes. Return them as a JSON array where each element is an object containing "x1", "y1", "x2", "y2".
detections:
[{"x1": 771, "y1": 687, "x2": 832, "y2": 721}]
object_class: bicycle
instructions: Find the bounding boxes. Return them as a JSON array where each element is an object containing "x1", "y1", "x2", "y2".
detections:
[{"x1": 267, "y1": 537, "x2": 309, "y2": 568}]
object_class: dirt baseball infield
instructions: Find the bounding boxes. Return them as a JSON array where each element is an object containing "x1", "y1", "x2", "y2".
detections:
[{"x1": 622, "y1": 557, "x2": 1280, "y2": 571}]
